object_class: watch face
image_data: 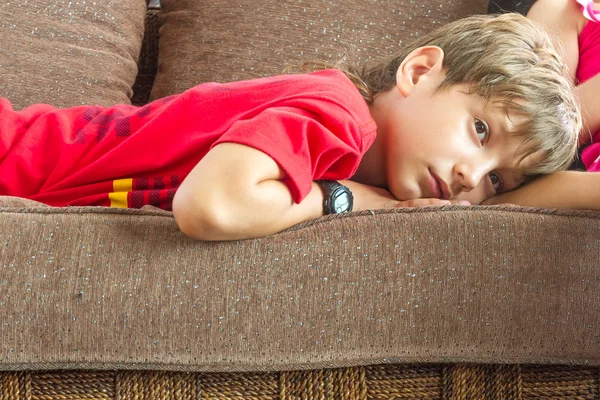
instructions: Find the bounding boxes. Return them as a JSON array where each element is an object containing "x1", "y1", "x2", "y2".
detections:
[{"x1": 331, "y1": 186, "x2": 353, "y2": 213}]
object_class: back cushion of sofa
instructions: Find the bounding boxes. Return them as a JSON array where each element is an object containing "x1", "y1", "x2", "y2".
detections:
[
  {"x1": 0, "y1": 0, "x2": 147, "y2": 110},
  {"x1": 151, "y1": 0, "x2": 487, "y2": 99}
]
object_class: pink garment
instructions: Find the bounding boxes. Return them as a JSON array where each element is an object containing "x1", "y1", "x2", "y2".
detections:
[
  {"x1": 576, "y1": 0, "x2": 600, "y2": 171},
  {"x1": 576, "y1": 0, "x2": 600, "y2": 22}
]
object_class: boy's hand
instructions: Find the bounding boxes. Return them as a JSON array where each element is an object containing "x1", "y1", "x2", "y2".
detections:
[
  {"x1": 345, "y1": 180, "x2": 470, "y2": 211},
  {"x1": 397, "y1": 198, "x2": 471, "y2": 207}
]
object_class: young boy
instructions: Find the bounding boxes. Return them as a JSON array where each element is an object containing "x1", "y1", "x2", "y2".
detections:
[
  {"x1": 482, "y1": 0, "x2": 600, "y2": 209},
  {"x1": 0, "y1": 13, "x2": 580, "y2": 240}
]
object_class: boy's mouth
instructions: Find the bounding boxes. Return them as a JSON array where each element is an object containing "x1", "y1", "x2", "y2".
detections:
[{"x1": 429, "y1": 170, "x2": 450, "y2": 200}]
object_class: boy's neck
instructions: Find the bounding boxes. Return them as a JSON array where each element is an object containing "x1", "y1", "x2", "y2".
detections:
[{"x1": 351, "y1": 93, "x2": 390, "y2": 188}]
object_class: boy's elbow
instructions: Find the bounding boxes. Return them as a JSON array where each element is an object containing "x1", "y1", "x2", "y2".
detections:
[{"x1": 172, "y1": 188, "x2": 240, "y2": 241}]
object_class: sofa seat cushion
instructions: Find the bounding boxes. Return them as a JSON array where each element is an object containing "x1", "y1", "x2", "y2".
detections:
[
  {"x1": 0, "y1": 0, "x2": 147, "y2": 109},
  {"x1": 1, "y1": 201, "x2": 600, "y2": 371}
]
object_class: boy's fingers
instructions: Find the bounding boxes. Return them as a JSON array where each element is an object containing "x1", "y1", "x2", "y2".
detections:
[
  {"x1": 452, "y1": 200, "x2": 471, "y2": 206},
  {"x1": 396, "y1": 198, "x2": 448, "y2": 207},
  {"x1": 395, "y1": 198, "x2": 471, "y2": 208}
]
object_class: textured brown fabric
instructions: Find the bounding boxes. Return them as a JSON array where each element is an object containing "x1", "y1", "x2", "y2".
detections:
[
  {"x1": 1, "y1": 364, "x2": 599, "y2": 399},
  {"x1": 1, "y1": 202, "x2": 600, "y2": 371},
  {"x1": 0, "y1": 196, "x2": 49, "y2": 208},
  {"x1": 0, "y1": 0, "x2": 147, "y2": 109},
  {"x1": 150, "y1": 0, "x2": 487, "y2": 99}
]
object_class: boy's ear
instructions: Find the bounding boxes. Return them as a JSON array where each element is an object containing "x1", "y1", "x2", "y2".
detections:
[{"x1": 396, "y1": 46, "x2": 445, "y2": 97}]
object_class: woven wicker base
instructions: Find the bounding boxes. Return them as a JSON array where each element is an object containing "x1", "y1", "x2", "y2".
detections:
[{"x1": 2, "y1": 364, "x2": 599, "y2": 399}]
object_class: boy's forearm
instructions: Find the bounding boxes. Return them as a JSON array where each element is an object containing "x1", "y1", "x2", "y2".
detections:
[
  {"x1": 172, "y1": 143, "x2": 411, "y2": 241},
  {"x1": 483, "y1": 171, "x2": 600, "y2": 210},
  {"x1": 174, "y1": 178, "x2": 325, "y2": 241},
  {"x1": 173, "y1": 140, "x2": 463, "y2": 241},
  {"x1": 174, "y1": 178, "x2": 402, "y2": 241}
]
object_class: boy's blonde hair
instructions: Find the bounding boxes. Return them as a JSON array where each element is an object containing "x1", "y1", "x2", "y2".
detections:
[{"x1": 342, "y1": 13, "x2": 581, "y2": 180}]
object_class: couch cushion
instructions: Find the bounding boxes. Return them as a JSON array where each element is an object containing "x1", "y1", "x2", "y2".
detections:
[
  {"x1": 151, "y1": 0, "x2": 487, "y2": 99},
  {"x1": 1, "y1": 203, "x2": 600, "y2": 371},
  {"x1": 0, "y1": 0, "x2": 147, "y2": 110}
]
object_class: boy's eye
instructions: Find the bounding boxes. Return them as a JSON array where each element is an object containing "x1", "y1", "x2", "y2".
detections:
[
  {"x1": 474, "y1": 118, "x2": 489, "y2": 142},
  {"x1": 489, "y1": 172, "x2": 502, "y2": 192}
]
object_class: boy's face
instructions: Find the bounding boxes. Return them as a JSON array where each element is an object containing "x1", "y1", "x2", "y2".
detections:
[{"x1": 374, "y1": 47, "x2": 533, "y2": 204}]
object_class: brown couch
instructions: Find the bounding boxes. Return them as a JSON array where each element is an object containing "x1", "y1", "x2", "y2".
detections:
[{"x1": 1, "y1": 0, "x2": 600, "y2": 398}]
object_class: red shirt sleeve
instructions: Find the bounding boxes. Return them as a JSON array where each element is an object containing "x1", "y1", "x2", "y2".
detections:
[{"x1": 212, "y1": 103, "x2": 376, "y2": 203}]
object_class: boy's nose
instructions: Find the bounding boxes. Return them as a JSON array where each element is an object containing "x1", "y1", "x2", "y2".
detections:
[{"x1": 452, "y1": 160, "x2": 491, "y2": 194}]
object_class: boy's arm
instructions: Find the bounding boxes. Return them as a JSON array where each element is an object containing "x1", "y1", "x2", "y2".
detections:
[
  {"x1": 482, "y1": 171, "x2": 600, "y2": 209},
  {"x1": 173, "y1": 143, "x2": 459, "y2": 241}
]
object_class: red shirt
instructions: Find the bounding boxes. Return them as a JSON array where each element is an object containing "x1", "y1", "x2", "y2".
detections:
[{"x1": 0, "y1": 70, "x2": 377, "y2": 209}]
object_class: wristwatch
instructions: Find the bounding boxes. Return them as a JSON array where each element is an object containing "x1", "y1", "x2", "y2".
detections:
[{"x1": 316, "y1": 180, "x2": 354, "y2": 214}]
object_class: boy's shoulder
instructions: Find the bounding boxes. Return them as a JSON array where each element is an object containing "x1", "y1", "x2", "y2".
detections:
[
  {"x1": 218, "y1": 69, "x2": 359, "y2": 98},
  {"x1": 197, "y1": 69, "x2": 372, "y2": 123}
]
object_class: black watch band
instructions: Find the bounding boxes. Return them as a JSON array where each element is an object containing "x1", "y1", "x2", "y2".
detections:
[{"x1": 316, "y1": 180, "x2": 354, "y2": 215}]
